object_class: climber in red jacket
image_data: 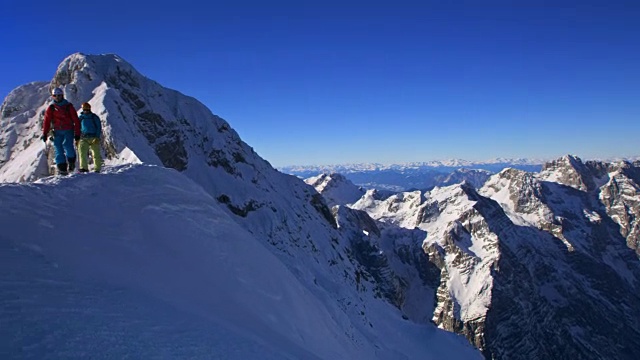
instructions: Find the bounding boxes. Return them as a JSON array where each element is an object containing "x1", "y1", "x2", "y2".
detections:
[{"x1": 42, "y1": 87, "x2": 81, "y2": 174}]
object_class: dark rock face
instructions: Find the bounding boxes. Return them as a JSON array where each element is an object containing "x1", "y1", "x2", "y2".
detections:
[
  {"x1": 599, "y1": 162, "x2": 640, "y2": 256},
  {"x1": 135, "y1": 111, "x2": 188, "y2": 171},
  {"x1": 334, "y1": 206, "x2": 412, "y2": 309},
  {"x1": 0, "y1": 104, "x2": 20, "y2": 119},
  {"x1": 207, "y1": 148, "x2": 236, "y2": 174},
  {"x1": 310, "y1": 193, "x2": 338, "y2": 229},
  {"x1": 478, "y1": 161, "x2": 640, "y2": 359},
  {"x1": 349, "y1": 237, "x2": 407, "y2": 307},
  {"x1": 108, "y1": 69, "x2": 189, "y2": 171},
  {"x1": 485, "y1": 229, "x2": 640, "y2": 359}
]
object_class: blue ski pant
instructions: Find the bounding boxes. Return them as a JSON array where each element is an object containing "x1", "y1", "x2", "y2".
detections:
[{"x1": 53, "y1": 130, "x2": 76, "y2": 164}]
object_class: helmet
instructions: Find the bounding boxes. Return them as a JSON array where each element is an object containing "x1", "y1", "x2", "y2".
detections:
[
  {"x1": 82, "y1": 102, "x2": 91, "y2": 110},
  {"x1": 52, "y1": 88, "x2": 63, "y2": 96}
]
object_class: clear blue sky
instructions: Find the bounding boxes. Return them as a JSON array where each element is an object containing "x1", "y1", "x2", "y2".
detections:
[{"x1": 2, "y1": 0, "x2": 639, "y2": 166}]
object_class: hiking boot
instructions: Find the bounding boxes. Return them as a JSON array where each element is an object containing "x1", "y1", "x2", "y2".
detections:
[
  {"x1": 56, "y1": 163, "x2": 68, "y2": 175},
  {"x1": 68, "y1": 157, "x2": 76, "y2": 172},
  {"x1": 79, "y1": 168, "x2": 89, "y2": 173}
]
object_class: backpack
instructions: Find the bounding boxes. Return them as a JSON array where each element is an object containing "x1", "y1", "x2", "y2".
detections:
[{"x1": 81, "y1": 113, "x2": 101, "y2": 137}]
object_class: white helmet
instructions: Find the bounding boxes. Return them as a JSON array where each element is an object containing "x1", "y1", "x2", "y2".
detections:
[{"x1": 52, "y1": 88, "x2": 63, "y2": 96}]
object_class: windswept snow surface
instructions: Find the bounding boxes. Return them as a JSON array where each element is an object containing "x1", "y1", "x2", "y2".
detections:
[{"x1": 0, "y1": 164, "x2": 480, "y2": 359}]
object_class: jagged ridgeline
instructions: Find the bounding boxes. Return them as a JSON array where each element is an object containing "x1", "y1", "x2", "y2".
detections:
[{"x1": 311, "y1": 155, "x2": 640, "y2": 359}]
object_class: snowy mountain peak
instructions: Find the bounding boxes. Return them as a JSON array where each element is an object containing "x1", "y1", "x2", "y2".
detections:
[
  {"x1": 1, "y1": 52, "x2": 258, "y2": 183},
  {"x1": 539, "y1": 154, "x2": 599, "y2": 191},
  {"x1": 305, "y1": 172, "x2": 351, "y2": 191},
  {"x1": 52, "y1": 53, "x2": 141, "y2": 90},
  {"x1": 305, "y1": 172, "x2": 366, "y2": 207}
]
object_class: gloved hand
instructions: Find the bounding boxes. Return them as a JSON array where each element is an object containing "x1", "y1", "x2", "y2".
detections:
[
  {"x1": 74, "y1": 135, "x2": 80, "y2": 142},
  {"x1": 41, "y1": 135, "x2": 46, "y2": 143}
]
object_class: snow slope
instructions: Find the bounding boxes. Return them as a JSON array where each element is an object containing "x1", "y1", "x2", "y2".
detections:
[{"x1": 0, "y1": 164, "x2": 481, "y2": 359}]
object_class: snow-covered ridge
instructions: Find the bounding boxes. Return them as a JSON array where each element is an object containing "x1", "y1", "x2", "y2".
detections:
[{"x1": 1, "y1": 53, "x2": 482, "y2": 359}]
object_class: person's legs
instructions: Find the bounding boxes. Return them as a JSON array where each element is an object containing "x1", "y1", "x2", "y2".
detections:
[
  {"x1": 53, "y1": 131, "x2": 66, "y2": 165},
  {"x1": 89, "y1": 138, "x2": 103, "y2": 172},
  {"x1": 78, "y1": 138, "x2": 90, "y2": 171},
  {"x1": 61, "y1": 131, "x2": 76, "y2": 171}
]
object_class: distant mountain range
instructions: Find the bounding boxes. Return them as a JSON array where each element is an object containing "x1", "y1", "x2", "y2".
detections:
[
  {"x1": 281, "y1": 158, "x2": 545, "y2": 175},
  {"x1": 282, "y1": 157, "x2": 639, "y2": 192},
  {"x1": 282, "y1": 160, "x2": 541, "y2": 191}
]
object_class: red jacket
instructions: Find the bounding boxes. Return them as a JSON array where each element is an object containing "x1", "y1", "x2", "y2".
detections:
[{"x1": 42, "y1": 101, "x2": 81, "y2": 136}]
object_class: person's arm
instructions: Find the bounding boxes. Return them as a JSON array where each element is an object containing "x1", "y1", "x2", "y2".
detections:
[{"x1": 42, "y1": 106, "x2": 53, "y2": 138}]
